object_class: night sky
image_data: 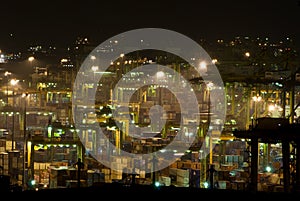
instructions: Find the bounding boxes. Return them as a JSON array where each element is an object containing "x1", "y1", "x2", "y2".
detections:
[{"x1": 0, "y1": 0, "x2": 300, "y2": 51}]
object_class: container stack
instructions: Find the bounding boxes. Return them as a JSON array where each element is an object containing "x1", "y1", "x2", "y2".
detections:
[
  {"x1": 169, "y1": 168, "x2": 190, "y2": 187},
  {"x1": 176, "y1": 168, "x2": 189, "y2": 187},
  {"x1": 101, "y1": 168, "x2": 111, "y2": 183}
]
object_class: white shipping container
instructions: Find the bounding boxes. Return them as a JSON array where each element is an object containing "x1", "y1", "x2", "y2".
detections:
[
  {"x1": 169, "y1": 168, "x2": 177, "y2": 176},
  {"x1": 176, "y1": 169, "x2": 189, "y2": 177},
  {"x1": 176, "y1": 176, "x2": 189, "y2": 184},
  {"x1": 159, "y1": 176, "x2": 171, "y2": 186}
]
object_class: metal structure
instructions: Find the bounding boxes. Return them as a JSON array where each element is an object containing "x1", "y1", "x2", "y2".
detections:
[{"x1": 234, "y1": 117, "x2": 300, "y2": 192}]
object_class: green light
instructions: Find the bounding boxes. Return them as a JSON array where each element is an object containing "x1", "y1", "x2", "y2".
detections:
[
  {"x1": 266, "y1": 166, "x2": 272, "y2": 172},
  {"x1": 154, "y1": 181, "x2": 160, "y2": 187},
  {"x1": 47, "y1": 126, "x2": 52, "y2": 138},
  {"x1": 30, "y1": 180, "x2": 36, "y2": 186}
]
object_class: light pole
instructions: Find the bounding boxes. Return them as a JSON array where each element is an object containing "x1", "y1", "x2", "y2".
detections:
[
  {"x1": 22, "y1": 93, "x2": 29, "y2": 189},
  {"x1": 10, "y1": 78, "x2": 19, "y2": 151},
  {"x1": 4, "y1": 71, "x2": 11, "y2": 106},
  {"x1": 4, "y1": 71, "x2": 11, "y2": 130},
  {"x1": 28, "y1": 56, "x2": 35, "y2": 69},
  {"x1": 206, "y1": 82, "x2": 213, "y2": 165},
  {"x1": 120, "y1": 53, "x2": 124, "y2": 76},
  {"x1": 91, "y1": 65, "x2": 99, "y2": 82}
]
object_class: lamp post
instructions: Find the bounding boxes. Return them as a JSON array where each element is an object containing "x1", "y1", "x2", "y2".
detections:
[
  {"x1": 28, "y1": 56, "x2": 35, "y2": 69},
  {"x1": 10, "y1": 78, "x2": 19, "y2": 151},
  {"x1": 91, "y1": 65, "x2": 99, "y2": 82},
  {"x1": 22, "y1": 93, "x2": 29, "y2": 189},
  {"x1": 119, "y1": 53, "x2": 125, "y2": 76},
  {"x1": 206, "y1": 82, "x2": 213, "y2": 165},
  {"x1": 4, "y1": 71, "x2": 11, "y2": 106},
  {"x1": 253, "y1": 94, "x2": 268, "y2": 172},
  {"x1": 4, "y1": 71, "x2": 11, "y2": 130}
]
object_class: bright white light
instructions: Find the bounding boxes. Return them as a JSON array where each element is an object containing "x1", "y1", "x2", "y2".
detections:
[
  {"x1": 204, "y1": 181, "x2": 209, "y2": 188},
  {"x1": 4, "y1": 71, "x2": 11, "y2": 76},
  {"x1": 159, "y1": 149, "x2": 167, "y2": 153},
  {"x1": 212, "y1": 59, "x2": 218, "y2": 64},
  {"x1": 252, "y1": 95, "x2": 262, "y2": 102},
  {"x1": 28, "y1": 56, "x2": 35, "y2": 62},
  {"x1": 91, "y1": 66, "x2": 99, "y2": 72},
  {"x1": 61, "y1": 58, "x2": 68, "y2": 63},
  {"x1": 199, "y1": 61, "x2": 207, "y2": 70},
  {"x1": 206, "y1": 82, "x2": 214, "y2": 90},
  {"x1": 31, "y1": 180, "x2": 36, "y2": 185},
  {"x1": 268, "y1": 104, "x2": 275, "y2": 112},
  {"x1": 266, "y1": 166, "x2": 272, "y2": 172},
  {"x1": 156, "y1": 71, "x2": 165, "y2": 79},
  {"x1": 155, "y1": 181, "x2": 160, "y2": 187},
  {"x1": 10, "y1": 79, "x2": 19, "y2": 86}
]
